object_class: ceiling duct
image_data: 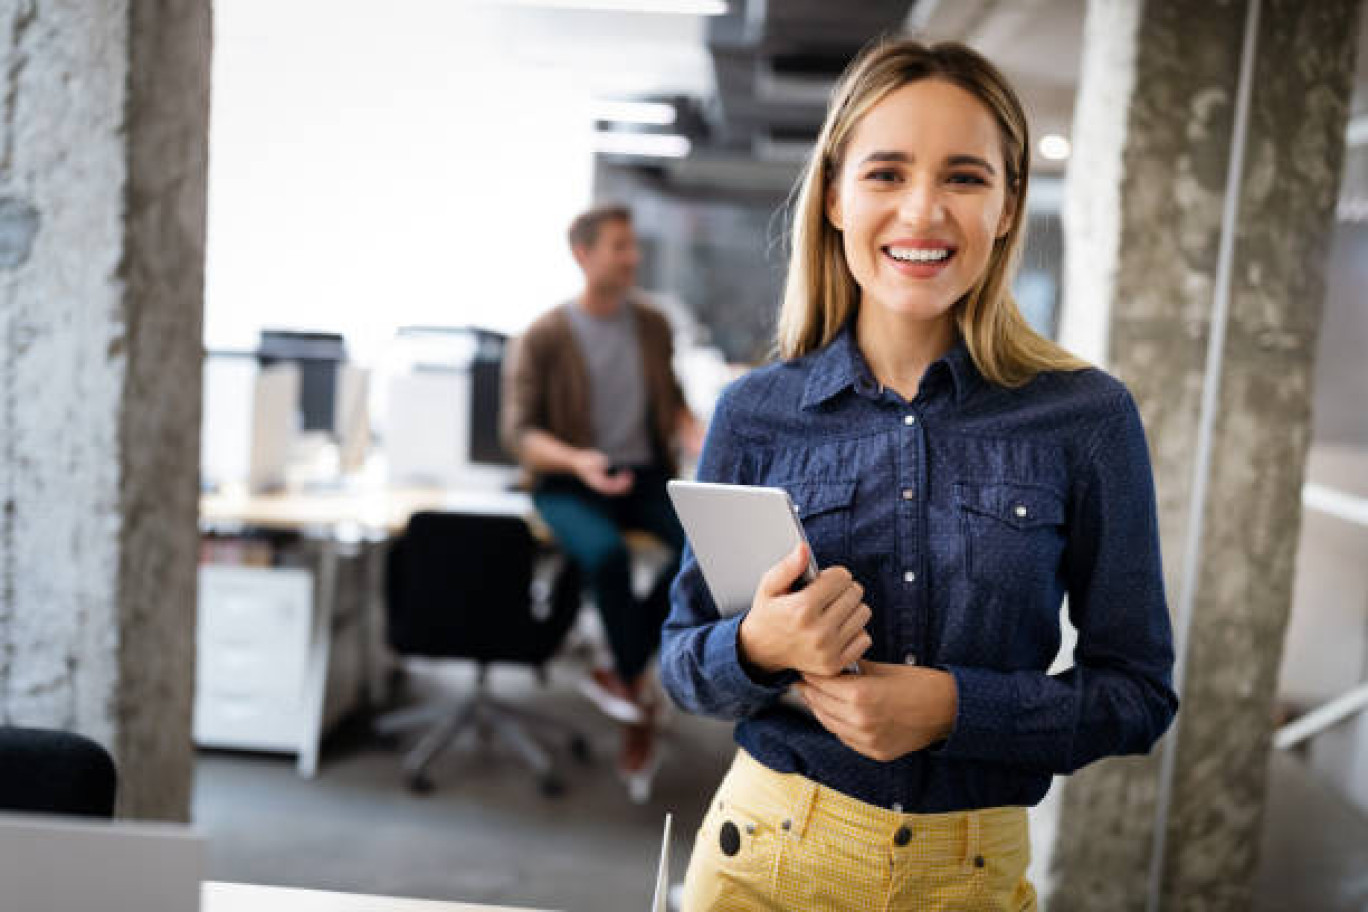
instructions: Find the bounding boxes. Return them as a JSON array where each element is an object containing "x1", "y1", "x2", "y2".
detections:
[{"x1": 701, "y1": 1, "x2": 915, "y2": 159}]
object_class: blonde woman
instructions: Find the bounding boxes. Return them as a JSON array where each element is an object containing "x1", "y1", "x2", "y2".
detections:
[{"x1": 660, "y1": 39, "x2": 1177, "y2": 911}]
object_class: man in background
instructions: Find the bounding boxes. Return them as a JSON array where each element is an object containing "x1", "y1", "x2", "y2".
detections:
[{"x1": 501, "y1": 204, "x2": 703, "y2": 802}]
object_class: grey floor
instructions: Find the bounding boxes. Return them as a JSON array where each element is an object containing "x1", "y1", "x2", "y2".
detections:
[{"x1": 192, "y1": 661, "x2": 1368, "y2": 912}]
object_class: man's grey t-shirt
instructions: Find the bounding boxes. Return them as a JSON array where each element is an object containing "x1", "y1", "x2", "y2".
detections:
[{"x1": 564, "y1": 300, "x2": 654, "y2": 467}]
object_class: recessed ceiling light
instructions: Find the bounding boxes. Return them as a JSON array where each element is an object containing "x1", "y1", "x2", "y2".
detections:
[
  {"x1": 1039, "y1": 133, "x2": 1072, "y2": 161},
  {"x1": 593, "y1": 131, "x2": 691, "y2": 158},
  {"x1": 591, "y1": 100, "x2": 677, "y2": 126}
]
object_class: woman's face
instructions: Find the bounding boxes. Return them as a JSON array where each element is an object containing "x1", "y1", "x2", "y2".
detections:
[{"x1": 827, "y1": 78, "x2": 1016, "y2": 325}]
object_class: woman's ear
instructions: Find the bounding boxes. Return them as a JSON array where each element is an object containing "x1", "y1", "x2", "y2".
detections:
[
  {"x1": 995, "y1": 192, "x2": 1017, "y2": 239},
  {"x1": 826, "y1": 183, "x2": 844, "y2": 231}
]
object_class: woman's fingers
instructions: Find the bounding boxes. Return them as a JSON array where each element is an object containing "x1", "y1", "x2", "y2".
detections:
[
  {"x1": 835, "y1": 599, "x2": 872, "y2": 646},
  {"x1": 836, "y1": 597, "x2": 873, "y2": 663},
  {"x1": 839, "y1": 630, "x2": 873, "y2": 668},
  {"x1": 756, "y1": 542, "x2": 812, "y2": 599}
]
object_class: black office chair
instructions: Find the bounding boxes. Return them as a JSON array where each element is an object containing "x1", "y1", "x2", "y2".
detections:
[
  {"x1": 0, "y1": 726, "x2": 118, "y2": 817},
  {"x1": 375, "y1": 511, "x2": 588, "y2": 796}
]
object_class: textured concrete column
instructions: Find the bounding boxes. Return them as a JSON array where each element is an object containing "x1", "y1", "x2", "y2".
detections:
[
  {"x1": 1050, "y1": 1, "x2": 1362, "y2": 909},
  {"x1": 0, "y1": 0, "x2": 210, "y2": 820}
]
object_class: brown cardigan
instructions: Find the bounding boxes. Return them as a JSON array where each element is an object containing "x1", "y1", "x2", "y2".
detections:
[{"x1": 500, "y1": 294, "x2": 687, "y2": 484}]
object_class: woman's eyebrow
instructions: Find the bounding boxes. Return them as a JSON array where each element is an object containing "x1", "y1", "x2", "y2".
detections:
[
  {"x1": 859, "y1": 150, "x2": 912, "y2": 165},
  {"x1": 857, "y1": 150, "x2": 997, "y2": 177},
  {"x1": 947, "y1": 154, "x2": 997, "y2": 175}
]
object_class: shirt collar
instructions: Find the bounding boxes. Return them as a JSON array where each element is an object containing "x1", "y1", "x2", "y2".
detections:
[{"x1": 799, "y1": 322, "x2": 979, "y2": 409}]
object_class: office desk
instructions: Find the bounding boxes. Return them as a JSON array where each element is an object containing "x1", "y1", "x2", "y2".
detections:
[
  {"x1": 200, "y1": 485, "x2": 534, "y2": 535},
  {"x1": 202, "y1": 881, "x2": 549, "y2": 912},
  {"x1": 197, "y1": 485, "x2": 534, "y2": 777}
]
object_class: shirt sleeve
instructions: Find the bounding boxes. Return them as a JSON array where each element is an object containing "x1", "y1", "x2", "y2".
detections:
[
  {"x1": 659, "y1": 386, "x2": 795, "y2": 719},
  {"x1": 935, "y1": 390, "x2": 1179, "y2": 774},
  {"x1": 657, "y1": 313, "x2": 688, "y2": 419},
  {"x1": 499, "y1": 327, "x2": 547, "y2": 462}
]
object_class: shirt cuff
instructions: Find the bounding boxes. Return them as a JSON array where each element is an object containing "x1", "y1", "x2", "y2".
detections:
[
  {"x1": 932, "y1": 664, "x2": 1016, "y2": 761},
  {"x1": 707, "y1": 613, "x2": 795, "y2": 709}
]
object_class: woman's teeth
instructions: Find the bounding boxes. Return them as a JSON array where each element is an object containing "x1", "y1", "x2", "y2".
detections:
[{"x1": 886, "y1": 246, "x2": 952, "y2": 263}]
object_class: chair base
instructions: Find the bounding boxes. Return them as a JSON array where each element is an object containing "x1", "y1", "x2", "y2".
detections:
[{"x1": 373, "y1": 668, "x2": 590, "y2": 797}]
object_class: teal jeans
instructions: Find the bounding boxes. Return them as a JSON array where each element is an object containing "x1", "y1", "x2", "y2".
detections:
[{"x1": 533, "y1": 466, "x2": 684, "y2": 682}]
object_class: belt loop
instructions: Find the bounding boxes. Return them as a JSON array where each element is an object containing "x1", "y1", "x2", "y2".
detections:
[
  {"x1": 789, "y1": 778, "x2": 819, "y2": 840},
  {"x1": 963, "y1": 812, "x2": 982, "y2": 871}
]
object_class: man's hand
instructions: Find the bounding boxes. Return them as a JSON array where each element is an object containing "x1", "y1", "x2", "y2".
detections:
[
  {"x1": 574, "y1": 449, "x2": 634, "y2": 496},
  {"x1": 738, "y1": 543, "x2": 871, "y2": 677},
  {"x1": 796, "y1": 662, "x2": 958, "y2": 763}
]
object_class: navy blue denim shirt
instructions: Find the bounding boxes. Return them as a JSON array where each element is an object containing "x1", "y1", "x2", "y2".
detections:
[{"x1": 661, "y1": 324, "x2": 1178, "y2": 812}]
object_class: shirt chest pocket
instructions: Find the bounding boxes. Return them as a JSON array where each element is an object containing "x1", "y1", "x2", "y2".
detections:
[
  {"x1": 954, "y1": 481, "x2": 1067, "y2": 593},
  {"x1": 785, "y1": 480, "x2": 857, "y2": 570}
]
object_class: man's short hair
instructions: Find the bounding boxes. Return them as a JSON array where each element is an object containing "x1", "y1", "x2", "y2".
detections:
[{"x1": 567, "y1": 204, "x2": 632, "y2": 252}]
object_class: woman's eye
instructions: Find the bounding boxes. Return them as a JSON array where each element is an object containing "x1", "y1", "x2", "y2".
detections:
[
  {"x1": 948, "y1": 172, "x2": 989, "y2": 186},
  {"x1": 864, "y1": 169, "x2": 900, "y2": 183}
]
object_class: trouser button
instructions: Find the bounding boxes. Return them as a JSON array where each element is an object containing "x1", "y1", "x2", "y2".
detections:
[
  {"x1": 719, "y1": 821, "x2": 741, "y2": 856},
  {"x1": 894, "y1": 825, "x2": 912, "y2": 846}
]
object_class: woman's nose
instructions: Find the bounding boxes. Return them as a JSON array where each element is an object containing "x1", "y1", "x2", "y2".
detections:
[{"x1": 897, "y1": 180, "x2": 944, "y2": 227}]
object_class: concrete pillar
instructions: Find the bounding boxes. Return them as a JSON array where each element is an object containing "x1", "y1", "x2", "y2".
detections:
[
  {"x1": 0, "y1": 0, "x2": 210, "y2": 820},
  {"x1": 1051, "y1": 0, "x2": 1362, "y2": 908}
]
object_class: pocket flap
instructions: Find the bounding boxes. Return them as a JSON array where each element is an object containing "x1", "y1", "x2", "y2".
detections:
[
  {"x1": 786, "y1": 480, "x2": 857, "y2": 519},
  {"x1": 955, "y1": 482, "x2": 1065, "y2": 529}
]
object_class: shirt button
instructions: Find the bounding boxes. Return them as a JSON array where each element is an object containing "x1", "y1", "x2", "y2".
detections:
[
  {"x1": 903, "y1": 653, "x2": 917, "y2": 665},
  {"x1": 903, "y1": 571, "x2": 916, "y2": 583},
  {"x1": 901, "y1": 488, "x2": 915, "y2": 500},
  {"x1": 894, "y1": 826, "x2": 913, "y2": 847},
  {"x1": 903, "y1": 415, "x2": 917, "y2": 426},
  {"x1": 1014, "y1": 504, "x2": 1028, "y2": 518}
]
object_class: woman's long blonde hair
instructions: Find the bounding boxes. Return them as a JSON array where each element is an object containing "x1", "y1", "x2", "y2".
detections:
[{"x1": 776, "y1": 38, "x2": 1087, "y2": 386}]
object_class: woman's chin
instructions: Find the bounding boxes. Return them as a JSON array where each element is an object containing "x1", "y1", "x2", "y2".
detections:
[{"x1": 862, "y1": 294, "x2": 959, "y2": 325}]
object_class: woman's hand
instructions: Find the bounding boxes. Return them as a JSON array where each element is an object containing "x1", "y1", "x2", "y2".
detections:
[
  {"x1": 738, "y1": 543, "x2": 872, "y2": 677},
  {"x1": 796, "y1": 662, "x2": 959, "y2": 763}
]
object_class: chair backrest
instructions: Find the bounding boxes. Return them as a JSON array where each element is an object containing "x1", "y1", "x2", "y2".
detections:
[
  {"x1": 385, "y1": 511, "x2": 578, "y2": 666},
  {"x1": 0, "y1": 727, "x2": 117, "y2": 818}
]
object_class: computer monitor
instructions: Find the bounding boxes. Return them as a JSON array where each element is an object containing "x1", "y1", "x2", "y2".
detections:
[
  {"x1": 385, "y1": 326, "x2": 517, "y2": 488},
  {"x1": 249, "y1": 362, "x2": 300, "y2": 493},
  {"x1": 257, "y1": 330, "x2": 347, "y2": 435},
  {"x1": 201, "y1": 350, "x2": 258, "y2": 490},
  {"x1": 466, "y1": 328, "x2": 517, "y2": 469}
]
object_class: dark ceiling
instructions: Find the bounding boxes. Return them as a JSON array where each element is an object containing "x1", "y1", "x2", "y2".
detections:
[{"x1": 703, "y1": 0, "x2": 913, "y2": 156}]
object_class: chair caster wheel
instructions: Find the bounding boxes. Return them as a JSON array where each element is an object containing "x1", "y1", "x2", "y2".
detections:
[
  {"x1": 406, "y1": 773, "x2": 434, "y2": 795},
  {"x1": 539, "y1": 775, "x2": 565, "y2": 798},
  {"x1": 569, "y1": 735, "x2": 592, "y2": 764}
]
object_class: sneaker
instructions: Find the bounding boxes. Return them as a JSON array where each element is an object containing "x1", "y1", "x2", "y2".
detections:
[
  {"x1": 617, "y1": 722, "x2": 663, "y2": 805},
  {"x1": 577, "y1": 667, "x2": 645, "y2": 724}
]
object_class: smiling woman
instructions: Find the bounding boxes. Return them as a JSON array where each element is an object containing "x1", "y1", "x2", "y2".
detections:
[{"x1": 660, "y1": 38, "x2": 1178, "y2": 912}]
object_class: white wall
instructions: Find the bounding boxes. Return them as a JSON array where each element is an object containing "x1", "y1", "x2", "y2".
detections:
[{"x1": 205, "y1": 0, "x2": 595, "y2": 361}]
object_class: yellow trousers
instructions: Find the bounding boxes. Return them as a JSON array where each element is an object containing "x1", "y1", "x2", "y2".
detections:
[{"x1": 681, "y1": 750, "x2": 1037, "y2": 912}]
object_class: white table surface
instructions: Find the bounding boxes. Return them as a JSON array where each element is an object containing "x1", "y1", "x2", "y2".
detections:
[{"x1": 202, "y1": 881, "x2": 552, "y2": 912}]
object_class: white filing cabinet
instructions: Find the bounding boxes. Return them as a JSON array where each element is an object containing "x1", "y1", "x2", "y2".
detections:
[{"x1": 194, "y1": 566, "x2": 314, "y2": 753}]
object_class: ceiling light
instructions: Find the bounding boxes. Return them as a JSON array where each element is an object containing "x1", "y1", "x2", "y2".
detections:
[
  {"x1": 591, "y1": 100, "x2": 677, "y2": 126},
  {"x1": 1039, "y1": 134, "x2": 1072, "y2": 161},
  {"x1": 494, "y1": 0, "x2": 728, "y2": 14},
  {"x1": 593, "y1": 131, "x2": 691, "y2": 158}
]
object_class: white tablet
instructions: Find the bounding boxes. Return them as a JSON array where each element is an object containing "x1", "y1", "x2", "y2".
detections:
[{"x1": 667, "y1": 480, "x2": 819, "y2": 616}]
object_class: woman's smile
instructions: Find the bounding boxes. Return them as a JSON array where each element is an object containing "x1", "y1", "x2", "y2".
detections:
[{"x1": 881, "y1": 239, "x2": 959, "y2": 278}]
